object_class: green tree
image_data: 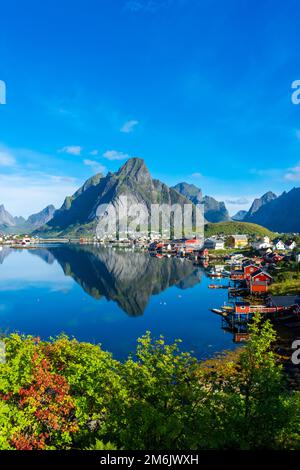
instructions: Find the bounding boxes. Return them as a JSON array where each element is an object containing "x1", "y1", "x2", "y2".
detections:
[{"x1": 196, "y1": 314, "x2": 294, "y2": 449}]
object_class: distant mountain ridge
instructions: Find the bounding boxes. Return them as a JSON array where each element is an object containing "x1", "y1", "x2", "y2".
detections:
[
  {"x1": 0, "y1": 204, "x2": 56, "y2": 234},
  {"x1": 171, "y1": 183, "x2": 202, "y2": 205},
  {"x1": 243, "y1": 188, "x2": 300, "y2": 233},
  {"x1": 172, "y1": 182, "x2": 230, "y2": 223},
  {"x1": 0, "y1": 205, "x2": 16, "y2": 228},
  {"x1": 244, "y1": 191, "x2": 277, "y2": 219},
  {"x1": 232, "y1": 210, "x2": 247, "y2": 221},
  {"x1": 27, "y1": 205, "x2": 56, "y2": 229},
  {"x1": 2, "y1": 158, "x2": 300, "y2": 236}
]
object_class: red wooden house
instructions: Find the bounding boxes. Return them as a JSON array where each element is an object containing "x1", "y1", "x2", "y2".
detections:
[
  {"x1": 243, "y1": 264, "x2": 260, "y2": 280},
  {"x1": 230, "y1": 261, "x2": 260, "y2": 281},
  {"x1": 248, "y1": 269, "x2": 272, "y2": 294}
]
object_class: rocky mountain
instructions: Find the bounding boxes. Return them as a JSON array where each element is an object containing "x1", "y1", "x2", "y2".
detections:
[
  {"x1": 244, "y1": 191, "x2": 277, "y2": 219},
  {"x1": 203, "y1": 195, "x2": 230, "y2": 223},
  {"x1": 37, "y1": 158, "x2": 197, "y2": 238},
  {"x1": 172, "y1": 182, "x2": 202, "y2": 205},
  {"x1": 243, "y1": 187, "x2": 300, "y2": 233},
  {"x1": 0, "y1": 204, "x2": 56, "y2": 234},
  {"x1": 5, "y1": 157, "x2": 298, "y2": 236},
  {"x1": 0, "y1": 204, "x2": 16, "y2": 229},
  {"x1": 27, "y1": 205, "x2": 56, "y2": 229},
  {"x1": 172, "y1": 182, "x2": 230, "y2": 223},
  {"x1": 14, "y1": 216, "x2": 26, "y2": 226},
  {"x1": 232, "y1": 210, "x2": 247, "y2": 221}
]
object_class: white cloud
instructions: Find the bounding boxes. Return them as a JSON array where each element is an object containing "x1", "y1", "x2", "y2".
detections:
[
  {"x1": 103, "y1": 150, "x2": 132, "y2": 161},
  {"x1": 249, "y1": 167, "x2": 282, "y2": 179},
  {"x1": 0, "y1": 150, "x2": 16, "y2": 167},
  {"x1": 284, "y1": 164, "x2": 300, "y2": 181},
  {"x1": 90, "y1": 149, "x2": 99, "y2": 156},
  {"x1": 83, "y1": 159, "x2": 107, "y2": 173},
  {"x1": 190, "y1": 172, "x2": 203, "y2": 179},
  {"x1": 120, "y1": 120, "x2": 139, "y2": 133},
  {"x1": 49, "y1": 175, "x2": 77, "y2": 184},
  {"x1": 225, "y1": 197, "x2": 250, "y2": 205},
  {"x1": 213, "y1": 194, "x2": 256, "y2": 216},
  {"x1": 0, "y1": 173, "x2": 79, "y2": 218},
  {"x1": 58, "y1": 145, "x2": 83, "y2": 156}
]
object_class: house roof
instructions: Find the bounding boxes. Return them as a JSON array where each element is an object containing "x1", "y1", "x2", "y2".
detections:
[
  {"x1": 231, "y1": 235, "x2": 248, "y2": 240},
  {"x1": 242, "y1": 260, "x2": 258, "y2": 268},
  {"x1": 250, "y1": 269, "x2": 272, "y2": 279},
  {"x1": 242, "y1": 260, "x2": 251, "y2": 266},
  {"x1": 270, "y1": 254, "x2": 284, "y2": 260}
]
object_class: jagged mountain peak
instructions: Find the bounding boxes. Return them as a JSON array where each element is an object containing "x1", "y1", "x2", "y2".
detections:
[
  {"x1": 172, "y1": 182, "x2": 202, "y2": 204},
  {"x1": 36, "y1": 158, "x2": 195, "y2": 236},
  {"x1": 117, "y1": 158, "x2": 151, "y2": 185},
  {"x1": 243, "y1": 187, "x2": 300, "y2": 232},
  {"x1": 75, "y1": 172, "x2": 104, "y2": 197},
  {"x1": 245, "y1": 191, "x2": 277, "y2": 218},
  {"x1": 261, "y1": 191, "x2": 277, "y2": 201},
  {"x1": 172, "y1": 183, "x2": 229, "y2": 223},
  {"x1": 27, "y1": 205, "x2": 56, "y2": 228},
  {"x1": 0, "y1": 205, "x2": 16, "y2": 227}
]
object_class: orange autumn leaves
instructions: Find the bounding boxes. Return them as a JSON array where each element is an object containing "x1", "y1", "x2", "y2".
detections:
[{"x1": 8, "y1": 350, "x2": 78, "y2": 450}]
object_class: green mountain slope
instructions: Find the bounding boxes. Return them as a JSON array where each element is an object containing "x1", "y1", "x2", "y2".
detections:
[{"x1": 205, "y1": 221, "x2": 274, "y2": 238}]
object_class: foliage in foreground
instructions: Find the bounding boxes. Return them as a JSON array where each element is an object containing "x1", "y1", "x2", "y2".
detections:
[{"x1": 0, "y1": 315, "x2": 300, "y2": 450}]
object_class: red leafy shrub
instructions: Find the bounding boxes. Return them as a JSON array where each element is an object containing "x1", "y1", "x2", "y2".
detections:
[{"x1": 11, "y1": 351, "x2": 78, "y2": 449}]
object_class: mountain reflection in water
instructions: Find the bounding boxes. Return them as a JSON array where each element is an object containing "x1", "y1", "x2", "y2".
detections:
[
  {"x1": 0, "y1": 245, "x2": 238, "y2": 360},
  {"x1": 29, "y1": 245, "x2": 202, "y2": 316}
]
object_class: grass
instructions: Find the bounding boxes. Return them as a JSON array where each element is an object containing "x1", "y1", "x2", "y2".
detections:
[
  {"x1": 269, "y1": 270, "x2": 300, "y2": 295},
  {"x1": 209, "y1": 248, "x2": 237, "y2": 255},
  {"x1": 269, "y1": 262, "x2": 300, "y2": 295},
  {"x1": 269, "y1": 278, "x2": 300, "y2": 295},
  {"x1": 208, "y1": 248, "x2": 257, "y2": 258}
]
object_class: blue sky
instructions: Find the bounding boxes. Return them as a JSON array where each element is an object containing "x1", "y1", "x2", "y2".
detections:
[{"x1": 1, "y1": 0, "x2": 300, "y2": 216}]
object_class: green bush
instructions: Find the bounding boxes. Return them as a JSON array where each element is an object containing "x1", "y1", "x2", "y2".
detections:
[{"x1": 0, "y1": 316, "x2": 299, "y2": 450}]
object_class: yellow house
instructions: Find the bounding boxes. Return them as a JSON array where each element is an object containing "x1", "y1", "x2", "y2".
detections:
[{"x1": 226, "y1": 234, "x2": 248, "y2": 249}]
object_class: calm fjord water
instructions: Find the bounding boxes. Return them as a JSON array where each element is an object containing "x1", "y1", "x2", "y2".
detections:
[{"x1": 0, "y1": 245, "x2": 237, "y2": 360}]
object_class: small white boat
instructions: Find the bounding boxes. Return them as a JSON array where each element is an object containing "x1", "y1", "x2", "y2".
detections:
[{"x1": 211, "y1": 308, "x2": 225, "y2": 315}]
